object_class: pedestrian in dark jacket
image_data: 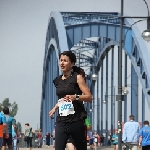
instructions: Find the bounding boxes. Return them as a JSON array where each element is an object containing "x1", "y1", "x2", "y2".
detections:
[{"x1": 45, "y1": 132, "x2": 50, "y2": 148}]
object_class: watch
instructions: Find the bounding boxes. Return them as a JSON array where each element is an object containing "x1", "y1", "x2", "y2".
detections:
[{"x1": 75, "y1": 94, "x2": 80, "y2": 100}]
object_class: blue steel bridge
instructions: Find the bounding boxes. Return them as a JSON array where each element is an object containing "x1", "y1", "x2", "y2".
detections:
[{"x1": 40, "y1": 12, "x2": 150, "y2": 144}]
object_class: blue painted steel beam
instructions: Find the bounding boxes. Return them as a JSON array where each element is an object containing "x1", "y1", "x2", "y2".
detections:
[
  {"x1": 97, "y1": 74, "x2": 100, "y2": 134},
  {"x1": 105, "y1": 50, "x2": 108, "y2": 146},
  {"x1": 100, "y1": 60, "x2": 104, "y2": 135},
  {"x1": 111, "y1": 46, "x2": 114, "y2": 134},
  {"x1": 124, "y1": 53, "x2": 127, "y2": 123},
  {"x1": 131, "y1": 64, "x2": 138, "y2": 121},
  {"x1": 142, "y1": 90, "x2": 145, "y2": 125}
]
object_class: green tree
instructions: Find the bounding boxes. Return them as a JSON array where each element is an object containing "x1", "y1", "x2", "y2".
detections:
[
  {"x1": 17, "y1": 122, "x2": 22, "y2": 132},
  {"x1": 0, "y1": 98, "x2": 18, "y2": 117}
]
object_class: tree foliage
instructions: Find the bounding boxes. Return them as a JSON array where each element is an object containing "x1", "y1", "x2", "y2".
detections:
[
  {"x1": 17, "y1": 122, "x2": 22, "y2": 132},
  {"x1": 0, "y1": 98, "x2": 18, "y2": 117}
]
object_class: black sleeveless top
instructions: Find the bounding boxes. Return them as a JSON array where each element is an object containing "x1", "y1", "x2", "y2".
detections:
[{"x1": 53, "y1": 72, "x2": 87, "y2": 122}]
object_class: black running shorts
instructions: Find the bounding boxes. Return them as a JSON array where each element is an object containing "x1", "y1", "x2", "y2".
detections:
[{"x1": 55, "y1": 120, "x2": 87, "y2": 150}]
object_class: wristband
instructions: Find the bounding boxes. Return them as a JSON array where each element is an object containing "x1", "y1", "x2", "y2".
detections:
[{"x1": 75, "y1": 94, "x2": 79, "y2": 100}]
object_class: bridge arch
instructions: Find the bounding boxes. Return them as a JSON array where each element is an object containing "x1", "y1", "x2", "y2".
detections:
[{"x1": 41, "y1": 12, "x2": 150, "y2": 139}]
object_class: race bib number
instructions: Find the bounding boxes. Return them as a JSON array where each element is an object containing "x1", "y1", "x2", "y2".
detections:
[{"x1": 58, "y1": 100, "x2": 75, "y2": 116}]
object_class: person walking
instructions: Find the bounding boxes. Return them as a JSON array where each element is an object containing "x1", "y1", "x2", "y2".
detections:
[
  {"x1": 100, "y1": 135, "x2": 104, "y2": 146},
  {"x1": 45, "y1": 132, "x2": 50, "y2": 148},
  {"x1": 93, "y1": 131, "x2": 99, "y2": 149},
  {"x1": 89, "y1": 131, "x2": 94, "y2": 150},
  {"x1": 49, "y1": 50, "x2": 92, "y2": 150},
  {"x1": 112, "y1": 130, "x2": 118, "y2": 150},
  {"x1": 139, "y1": 120, "x2": 150, "y2": 150},
  {"x1": 0, "y1": 110, "x2": 9, "y2": 149},
  {"x1": 122, "y1": 115, "x2": 141, "y2": 150},
  {"x1": 2, "y1": 107, "x2": 15, "y2": 150},
  {"x1": 37, "y1": 129, "x2": 43, "y2": 148},
  {"x1": 12, "y1": 124, "x2": 19, "y2": 150},
  {"x1": 52, "y1": 128, "x2": 55, "y2": 148},
  {"x1": 24, "y1": 123, "x2": 33, "y2": 150}
]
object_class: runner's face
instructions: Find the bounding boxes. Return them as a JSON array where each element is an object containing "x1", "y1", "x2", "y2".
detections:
[{"x1": 59, "y1": 55, "x2": 74, "y2": 72}]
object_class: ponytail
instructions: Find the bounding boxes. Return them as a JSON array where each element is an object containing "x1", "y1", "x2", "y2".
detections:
[{"x1": 72, "y1": 66, "x2": 86, "y2": 81}]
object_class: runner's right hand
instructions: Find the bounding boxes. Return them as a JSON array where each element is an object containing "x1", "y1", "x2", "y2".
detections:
[{"x1": 49, "y1": 108, "x2": 56, "y2": 118}]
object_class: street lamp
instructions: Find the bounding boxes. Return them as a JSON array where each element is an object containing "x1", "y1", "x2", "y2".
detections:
[
  {"x1": 103, "y1": 86, "x2": 116, "y2": 146},
  {"x1": 122, "y1": 85, "x2": 138, "y2": 95},
  {"x1": 92, "y1": 73, "x2": 98, "y2": 81},
  {"x1": 122, "y1": 87, "x2": 129, "y2": 95},
  {"x1": 103, "y1": 100, "x2": 107, "y2": 104},
  {"x1": 122, "y1": 85, "x2": 139, "y2": 122},
  {"x1": 103, "y1": 92, "x2": 116, "y2": 134},
  {"x1": 142, "y1": 0, "x2": 150, "y2": 41},
  {"x1": 91, "y1": 66, "x2": 98, "y2": 81},
  {"x1": 142, "y1": 29, "x2": 150, "y2": 41},
  {"x1": 89, "y1": 108, "x2": 93, "y2": 113}
]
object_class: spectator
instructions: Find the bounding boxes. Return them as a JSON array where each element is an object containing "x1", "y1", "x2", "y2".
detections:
[
  {"x1": 89, "y1": 131, "x2": 94, "y2": 150},
  {"x1": 112, "y1": 130, "x2": 118, "y2": 150},
  {"x1": 122, "y1": 115, "x2": 140, "y2": 150},
  {"x1": 93, "y1": 131, "x2": 99, "y2": 148},
  {"x1": 52, "y1": 128, "x2": 55, "y2": 148},
  {"x1": 108, "y1": 134, "x2": 112, "y2": 146},
  {"x1": 37, "y1": 129, "x2": 43, "y2": 148},
  {"x1": 12, "y1": 119, "x2": 20, "y2": 150},
  {"x1": 45, "y1": 132, "x2": 50, "y2": 148},
  {"x1": 24, "y1": 123, "x2": 33, "y2": 150},
  {"x1": 98, "y1": 135, "x2": 101, "y2": 146},
  {"x1": 139, "y1": 120, "x2": 150, "y2": 150},
  {"x1": 0, "y1": 110, "x2": 9, "y2": 149},
  {"x1": 12, "y1": 124, "x2": 19, "y2": 150},
  {"x1": 15, "y1": 120, "x2": 21, "y2": 150},
  {"x1": 17, "y1": 132, "x2": 21, "y2": 150},
  {"x1": 87, "y1": 134, "x2": 90, "y2": 146},
  {"x1": 100, "y1": 134, "x2": 104, "y2": 146},
  {"x1": 2, "y1": 107, "x2": 15, "y2": 150}
]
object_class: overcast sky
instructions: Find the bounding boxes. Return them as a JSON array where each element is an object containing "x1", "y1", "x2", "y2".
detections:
[{"x1": 0, "y1": 0, "x2": 150, "y2": 131}]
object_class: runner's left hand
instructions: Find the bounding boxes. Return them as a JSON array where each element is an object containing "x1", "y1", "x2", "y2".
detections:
[{"x1": 64, "y1": 95, "x2": 76, "y2": 101}]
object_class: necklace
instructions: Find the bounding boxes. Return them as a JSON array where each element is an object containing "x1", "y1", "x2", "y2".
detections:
[
  {"x1": 62, "y1": 73, "x2": 73, "y2": 79},
  {"x1": 63, "y1": 74, "x2": 71, "y2": 77}
]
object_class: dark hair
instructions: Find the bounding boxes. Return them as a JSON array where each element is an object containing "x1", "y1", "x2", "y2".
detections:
[
  {"x1": 25, "y1": 123, "x2": 29, "y2": 126},
  {"x1": 72, "y1": 66, "x2": 86, "y2": 81},
  {"x1": 129, "y1": 115, "x2": 134, "y2": 120},
  {"x1": 59, "y1": 50, "x2": 86, "y2": 80},
  {"x1": 3, "y1": 107, "x2": 9, "y2": 115},
  {"x1": 59, "y1": 51, "x2": 76, "y2": 64},
  {"x1": 144, "y1": 120, "x2": 149, "y2": 125}
]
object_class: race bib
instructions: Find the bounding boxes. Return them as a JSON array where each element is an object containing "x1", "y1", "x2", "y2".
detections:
[
  {"x1": 94, "y1": 138, "x2": 98, "y2": 142},
  {"x1": 58, "y1": 99, "x2": 75, "y2": 116}
]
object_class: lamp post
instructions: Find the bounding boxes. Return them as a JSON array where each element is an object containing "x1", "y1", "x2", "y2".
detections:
[
  {"x1": 117, "y1": 1, "x2": 124, "y2": 150},
  {"x1": 122, "y1": 84, "x2": 139, "y2": 121},
  {"x1": 142, "y1": 0, "x2": 150, "y2": 41},
  {"x1": 103, "y1": 87, "x2": 116, "y2": 135}
]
